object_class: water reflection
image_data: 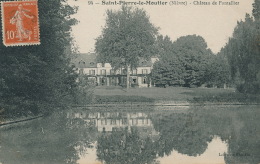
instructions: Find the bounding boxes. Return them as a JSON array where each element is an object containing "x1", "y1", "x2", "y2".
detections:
[
  {"x1": 151, "y1": 111, "x2": 213, "y2": 157},
  {"x1": 157, "y1": 137, "x2": 227, "y2": 164},
  {"x1": 0, "y1": 105, "x2": 259, "y2": 164},
  {"x1": 0, "y1": 111, "x2": 97, "y2": 164},
  {"x1": 67, "y1": 111, "x2": 158, "y2": 136}
]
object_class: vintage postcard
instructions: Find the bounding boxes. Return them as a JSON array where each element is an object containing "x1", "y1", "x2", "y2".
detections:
[
  {"x1": 1, "y1": 0, "x2": 40, "y2": 46},
  {"x1": 0, "y1": 0, "x2": 259, "y2": 164}
]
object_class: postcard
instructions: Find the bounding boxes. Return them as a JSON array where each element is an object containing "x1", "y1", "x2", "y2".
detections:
[{"x1": 0, "y1": 0, "x2": 259, "y2": 164}]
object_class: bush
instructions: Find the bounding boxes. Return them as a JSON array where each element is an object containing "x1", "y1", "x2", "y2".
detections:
[{"x1": 237, "y1": 82, "x2": 260, "y2": 94}]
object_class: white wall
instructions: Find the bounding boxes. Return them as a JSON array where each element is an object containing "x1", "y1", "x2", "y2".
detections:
[{"x1": 136, "y1": 66, "x2": 151, "y2": 74}]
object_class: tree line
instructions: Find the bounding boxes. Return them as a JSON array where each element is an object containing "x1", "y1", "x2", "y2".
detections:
[
  {"x1": 219, "y1": 0, "x2": 260, "y2": 94},
  {"x1": 151, "y1": 35, "x2": 230, "y2": 88},
  {"x1": 96, "y1": 1, "x2": 259, "y2": 93},
  {"x1": 152, "y1": 0, "x2": 260, "y2": 92}
]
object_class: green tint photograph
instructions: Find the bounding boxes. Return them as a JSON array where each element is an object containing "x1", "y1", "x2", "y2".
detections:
[{"x1": 0, "y1": 0, "x2": 259, "y2": 164}]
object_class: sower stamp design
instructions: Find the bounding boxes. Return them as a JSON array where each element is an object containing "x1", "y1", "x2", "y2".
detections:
[{"x1": 1, "y1": 1, "x2": 40, "y2": 46}]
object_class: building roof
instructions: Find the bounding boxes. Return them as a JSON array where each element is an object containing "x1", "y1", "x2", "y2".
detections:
[
  {"x1": 71, "y1": 53, "x2": 97, "y2": 68},
  {"x1": 72, "y1": 53, "x2": 154, "y2": 68},
  {"x1": 138, "y1": 58, "x2": 153, "y2": 67}
]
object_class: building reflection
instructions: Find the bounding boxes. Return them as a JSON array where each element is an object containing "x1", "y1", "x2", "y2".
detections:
[
  {"x1": 2, "y1": 106, "x2": 258, "y2": 164},
  {"x1": 67, "y1": 111, "x2": 159, "y2": 138}
]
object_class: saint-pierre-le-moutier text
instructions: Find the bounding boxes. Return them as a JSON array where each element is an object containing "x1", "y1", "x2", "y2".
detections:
[{"x1": 99, "y1": 1, "x2": 240, "y2": 6}]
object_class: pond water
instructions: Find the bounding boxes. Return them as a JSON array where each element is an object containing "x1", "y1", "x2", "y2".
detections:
[{"x1": 0, "y1": 105, "x2": 259, "y2": 164}]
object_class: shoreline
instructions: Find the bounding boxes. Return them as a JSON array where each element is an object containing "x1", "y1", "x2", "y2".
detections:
[
  {"x1": 0, "y1": 115, "x2": 44, "y2": 127},
  {"x1": 1, "y1": 102, "x2": 259, "y2": 127}
]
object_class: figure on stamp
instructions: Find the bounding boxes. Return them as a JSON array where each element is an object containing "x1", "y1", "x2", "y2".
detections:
[{"x1": 10, "y1": 4, "x2": 34, "y2": 41}]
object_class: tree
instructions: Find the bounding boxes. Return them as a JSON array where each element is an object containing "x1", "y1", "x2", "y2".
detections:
[
  {"x1": 151, "y1": 57, "x2": 185, "y2": 87},
  {"x1": 204, "y1": 52, "x2": 231, "y2": 88},
  {"x1": 253, "y1": 0, "x2": 260, "y2": 20},
  {"x1": 222, "y1": 13, "x2": 260, "y2": 93},
  {"x1": 0, "y1": 0, "x2": 78, "y2": 117},
  {"x1": 155, "y1": 35, "x2": 174, "y2": 58},
  {"x1": 151, "y1": 35, "x2": 216, "y2": 88},
  {"x1": 95, "y1": 6, "x2": 158, "y2": 89},
  {"x1": 220, "y1": 0, "x2": 260, "y2": 93},
  {"x1": 151, "y1": 35, "x2": 185, "y2": 87},
  {"x1": 171, "y1": 35, "x2": 213, "y2": 87}
]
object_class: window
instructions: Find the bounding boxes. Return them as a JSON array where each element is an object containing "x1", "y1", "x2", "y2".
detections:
[
  {"x1": 79, "y1": 61, "x2": 86, "y2": 66},
  {"x1": 101, "y1": 69, "x2": 106, "y2": 75},
  {"x1": 142, "y1": 69, "x2": 148, "y2": 74},
  {"x1": 101, "y1": 63, "x2": 105, "y2": 67},
  {"x1": 122, "y1": 119, "x2": 128, "y2": 125},
  {"x1": 101, "y1": 77, "x2": 106, "y2": 85},
  {"x1": 110, "y1": 69, "x2": 114, "y2": 75},
  {"x1": 100, "y1": 112, "x2": 105, "y2": 118},
  {"x1": 79, "y1": 69, "x2": 84, "y2": 74},
  {"x1": 111, "y1": 119, "x2": 117, "y2": 125},
  {"x1": 132, "y1": 77, "x2": 137, "y2": 84},
  {"x1": 122, "y1": 69, "x2": 127, "y2": 75},
  {"x1": 89, "y1": 70, "x2": 95, "y2": 75},
  {"x1": 132, "y1": 69, "x2": 137, "y2": 75},
  {"x1": 142, "y1": 77, "x2": 147, "y2": 84},
  {"x1": 101, "y1": 119, "x2": 106, "y2": 125}
]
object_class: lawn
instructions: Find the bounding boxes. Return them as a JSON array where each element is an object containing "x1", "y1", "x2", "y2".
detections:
[
  {"x1": 93, "y1": 86, "x2": 260, "y2": 104},
  {"x1": 94, "y1": 86, "x2": 193, "y2": 102}
]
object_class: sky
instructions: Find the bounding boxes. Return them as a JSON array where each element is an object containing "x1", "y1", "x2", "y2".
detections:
[{"x1": 68, "y1": 0, "x2": 254, "y2": 54}]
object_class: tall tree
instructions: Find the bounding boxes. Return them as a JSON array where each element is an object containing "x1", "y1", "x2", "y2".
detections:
[
  {"x1": 155, "y1": 35, "x2": 174, "y2": 58},
  {"x1": 204, "y1": 52, "x2": 231, "y2": 88},
  {"x1": 151, "y1": 57, "x2": 185, "y2": 87},
  {"x1": 95, "y1": 6, "x2": 158, "y2": 89},
  {"x1": 172, "y1": 35, "x2": 213, "y2": 87},
  {"x1": 223, "y1": 13, "x2": 260, "y2": 93},
  {"x1": 253, "y1": 0, "x2": 260, "y2": 20},
  {"x1": 151, "y1": 36, "x2": 185, "y2": 87},
  {"x1": 0, "y1": 0, "x2": 78, "y2": 117},
  {"x1": 151, "y1": 35, "x2": 215, "y2": 87}
]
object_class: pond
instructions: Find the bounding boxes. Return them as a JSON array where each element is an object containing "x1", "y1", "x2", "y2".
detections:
[{"x1": 0, "y1": 105, "x2": 259, "y2": 164}]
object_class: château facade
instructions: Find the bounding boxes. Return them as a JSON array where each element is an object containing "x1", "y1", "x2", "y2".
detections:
[{"x1": 72, "y1": 53, "x2": 159, "y2": 87}]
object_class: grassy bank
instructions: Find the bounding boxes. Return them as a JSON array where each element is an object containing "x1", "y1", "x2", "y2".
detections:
[
  {"x1": 188, "y1": 88, "x2": 260, "y2": 104},
  {"x1": 93, "y1": 86, "x2": 260, "y2": 104}
]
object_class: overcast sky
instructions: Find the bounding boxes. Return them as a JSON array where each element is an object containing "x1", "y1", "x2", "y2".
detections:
[{"x1": 68, "y1": 0, "x2": 254, "y2": 54}]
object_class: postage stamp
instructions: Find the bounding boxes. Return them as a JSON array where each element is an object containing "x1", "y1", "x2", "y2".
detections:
[{"x1": 1, "y1": 0, "x2": 40, "y2": 46}]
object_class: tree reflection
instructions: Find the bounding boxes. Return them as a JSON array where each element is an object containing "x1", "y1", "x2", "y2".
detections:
[
  {"x1": 96, "y1": 127, "x2": 159, "y2": 164},
  {"x1": 1, "y1": 107, "x2": 259, "y2": 164},
  {"x1": 223, "y1": 107, "x2": 260, "y2": 164},
  {"x1": 151, "y1": 112, "x2": 213, "y2": 157},
  {"x1": 95, "y1": 108, "x2": 260, "y2": 164},
  {"x1": 0, "y1": 110, "x2": 97, "y2": 164}
]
